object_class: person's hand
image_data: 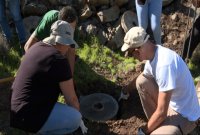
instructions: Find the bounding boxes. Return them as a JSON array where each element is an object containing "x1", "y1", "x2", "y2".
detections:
[
  {"x1": 80, "y1": 119, "x2": 88, "y2": 134},
  {"x1": 118, "y1": 90, "x2": 130, "y2": 101}
]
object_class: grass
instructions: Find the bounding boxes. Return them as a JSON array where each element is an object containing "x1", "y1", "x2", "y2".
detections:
[
  {"x1": 76, "y1": 36, "x2": 137, "y2": 80},
  {"x1": 188, "y1": 60, "x2": 200, "y2": 85},
  {"x1": 0, "y1": 41, "x2": 21, "y2": 78}
]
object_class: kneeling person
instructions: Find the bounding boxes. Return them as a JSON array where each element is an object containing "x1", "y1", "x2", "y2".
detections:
[
  {"x1": 11, "y1": 20, "x2": 81, "y2": 134},
  {"x1": 121, "y1": 27, "x2": 200, "y2": 134}
]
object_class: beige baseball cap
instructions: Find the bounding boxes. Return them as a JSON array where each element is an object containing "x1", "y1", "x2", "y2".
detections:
[
  {"x1": 121, "y1": 26, "x2": 149, "y2": 52},
  {"x1": 43, "y1": 20, "x2": 78, "y2": 48}
]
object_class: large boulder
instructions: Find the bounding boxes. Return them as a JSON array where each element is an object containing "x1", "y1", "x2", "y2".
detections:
[
  {"x1": 163, "y1": 0, "x2": 174, "y2": 7},
  {"x1": 109, "y1": 25, "x2": 124, "y2": 48},
  {"x1": 121, "y1": 11, "x2": 138, "y2": 33},
  {"x1": 80, "y1": 4, "x2": 93, "y2": 20},
  {"x1": 23, "y1": 16, "x2": 41, "y2": 38},
  {"x1": 96, "y1": 29, "x2": 108, "y2": 45},
  {"x1": 88, "y1": 0, "x2": 110, "y2": 7},
  {"x1": 114, "y1": 0, "x2": 128, "y2": 7},
  {"x1": 191, "y1": 43, "x2": 200, "y2": 64},
  {"x1": 97, "y1": 6, "x2": 120, "y2": 23},
  {"x1": 23, "y1": 3, "x2": 47, "y2": 16}
]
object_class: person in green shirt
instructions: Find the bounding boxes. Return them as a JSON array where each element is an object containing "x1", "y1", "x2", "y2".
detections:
[{"x1": 24, "y1": 6, "x2": 78, "y2": 75}]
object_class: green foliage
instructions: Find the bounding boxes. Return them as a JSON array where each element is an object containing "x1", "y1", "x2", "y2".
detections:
[
  {"x1": 194, "y1": 76, "x2": 200, "y2": 85},
  {"x1": 58, "y1": 95, "x2": 65, "y2": 103},
  {"x1": 0, "y1": 41, "x2": 21, "y2": 78},
  {"x1": 76, "y1": 36, "x2": 137, "y2": 80},
  {"x1": 188, "y1": 60, "x2": 200, "y2": 85}
]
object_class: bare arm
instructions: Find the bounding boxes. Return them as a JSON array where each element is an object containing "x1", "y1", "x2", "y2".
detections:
[
  {"x1": 144, "y1": 90, "x2": 172, "y2": 134},
  {"x1": 24, "y1": 32, "x2": 38, "y2": 52},
  {"x1": 65, "y1": 48, "x2": 75, "y2": 76},
  {"x1": 59, "y1": 79, "x2": 80, "y2": 111}
]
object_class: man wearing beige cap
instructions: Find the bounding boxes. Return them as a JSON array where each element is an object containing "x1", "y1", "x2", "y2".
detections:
[
  {"x1": 121, "y1": 27, "x2": 200, "y2": 134},
  {"x1": 10, "y1": 20, "x2": 88, "y2": 134}
]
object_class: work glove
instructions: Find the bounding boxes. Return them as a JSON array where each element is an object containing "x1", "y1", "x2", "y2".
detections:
[
  {"x1": 118, "y1": 90, "x2": 130, "y2": 101},
  {"x1": 80, "y1": 119, "x2": 88, "y2": 134}
]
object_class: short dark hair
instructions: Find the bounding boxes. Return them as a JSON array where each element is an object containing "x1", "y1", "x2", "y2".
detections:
[{"x1": 59, "y1": 6, "x2": 78, "y2": 23}]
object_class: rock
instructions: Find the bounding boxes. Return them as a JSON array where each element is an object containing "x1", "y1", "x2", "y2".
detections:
[
  {"x1": 167, "y1": 34, "x2": 173, "y2": 41},
  {"x1": 80, "y1": 4, "x2": 93, "y2": 20},
  {"x1": 191, "y1": 43, "x2": 200, "y2": 64},
  {"x1": 110, "y1": 25, "x2": 124, "y2": 48},
  {"x1": 97, "y1": 6, "x2": 120, "y2": 23},
  {"x1": 127, "y1": 0, "x2": 136, "y2": 10},
  {"x1": 57, "y1": 0, "x2": 73, "y2": 5},
  {"x1": 162, "y1": 0, "x2": 174, "y2": 7},
  {"x1": 96, "y1": 29, "x2": 108, "y2": 45},
  {"x1": 171, "y1": 13, "x2": 179, "y2": 21},
  {"x1": 23, "y1": 3, "x2": 47, "y2": 16},
  {"x1": 86, "y1": 24, "x2": 98, "y2": 35},
  {"x1": 48, "y1": 0, "x2": 58, "y2": 6},
  {"x1": 172, "y1": 39, "x2": 178, "y2": 45},
  {"x1": 23, "y1": 16, "x2": 41, "y2": 38},
  {"x1": 20, "y1": 0, "x2": 27, "y2": 9},
  {"x1": 114, "y1": 0, "x2": 128, "y2": 7},
  {"x1": 77, "y1": 26, "x2": 87, "y2": 39},
  {"x1": 88, "y1": 0, "x2": 110, "y2": 6},
  {"x1": 121, "y1": 11, "x2": 138, "y2": 33}
]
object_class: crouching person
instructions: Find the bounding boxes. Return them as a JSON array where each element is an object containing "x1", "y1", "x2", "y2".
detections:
[
  {"x1": 11, "y1": 20, "x2": 81, "y2": 134},
  {"x1": 121, "y1": 27, "x2": 200, "y2": 134}
]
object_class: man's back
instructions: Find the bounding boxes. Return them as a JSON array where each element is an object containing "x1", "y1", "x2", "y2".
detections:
[{"x1": 11, "y1": 42, "x2": 72, "y2": 132}]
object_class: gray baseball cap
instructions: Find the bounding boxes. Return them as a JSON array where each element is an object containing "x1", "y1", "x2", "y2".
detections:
[{"x1": 43, "y1": 20, "x2": 78, "y2": 48}]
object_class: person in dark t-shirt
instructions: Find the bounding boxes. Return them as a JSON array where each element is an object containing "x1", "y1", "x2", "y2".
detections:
[{"x1": 11, "y1": 20, "x2": 82, "y2": 134}]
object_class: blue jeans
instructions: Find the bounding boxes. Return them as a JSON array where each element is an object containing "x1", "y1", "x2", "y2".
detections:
[
  {"x1": 38, "y1": 102, "x2": 82, "y2": 135},
  {"x1": 0, "y1": 0, "x2": 26, "y2": 43},
  {"x1": 135, "y1": 0, "x2": 162, "y2": 44}
]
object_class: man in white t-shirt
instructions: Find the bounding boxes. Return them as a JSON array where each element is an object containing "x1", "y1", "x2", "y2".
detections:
[{"x1": 121, "y1": 26, "x2": 200, "y2": 134}]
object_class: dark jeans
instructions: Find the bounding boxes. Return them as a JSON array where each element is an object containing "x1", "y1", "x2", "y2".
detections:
[{"x1": 182, "y1": 16, "x2": 200, "y2": 60}]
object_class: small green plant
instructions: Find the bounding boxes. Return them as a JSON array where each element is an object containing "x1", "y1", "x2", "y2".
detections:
[
  {"x1": 0, "y1": 41, "x2": 21, "y2": 78},
  {"x1": 76, "y1": 36, "x2": 137, "y2": 81},
  {"x1": 58, "y1": 95, "x2": 65, "y2": 103},
  {"x1": 188, "y1": 60, "x2": 200, "y2": 85}
]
